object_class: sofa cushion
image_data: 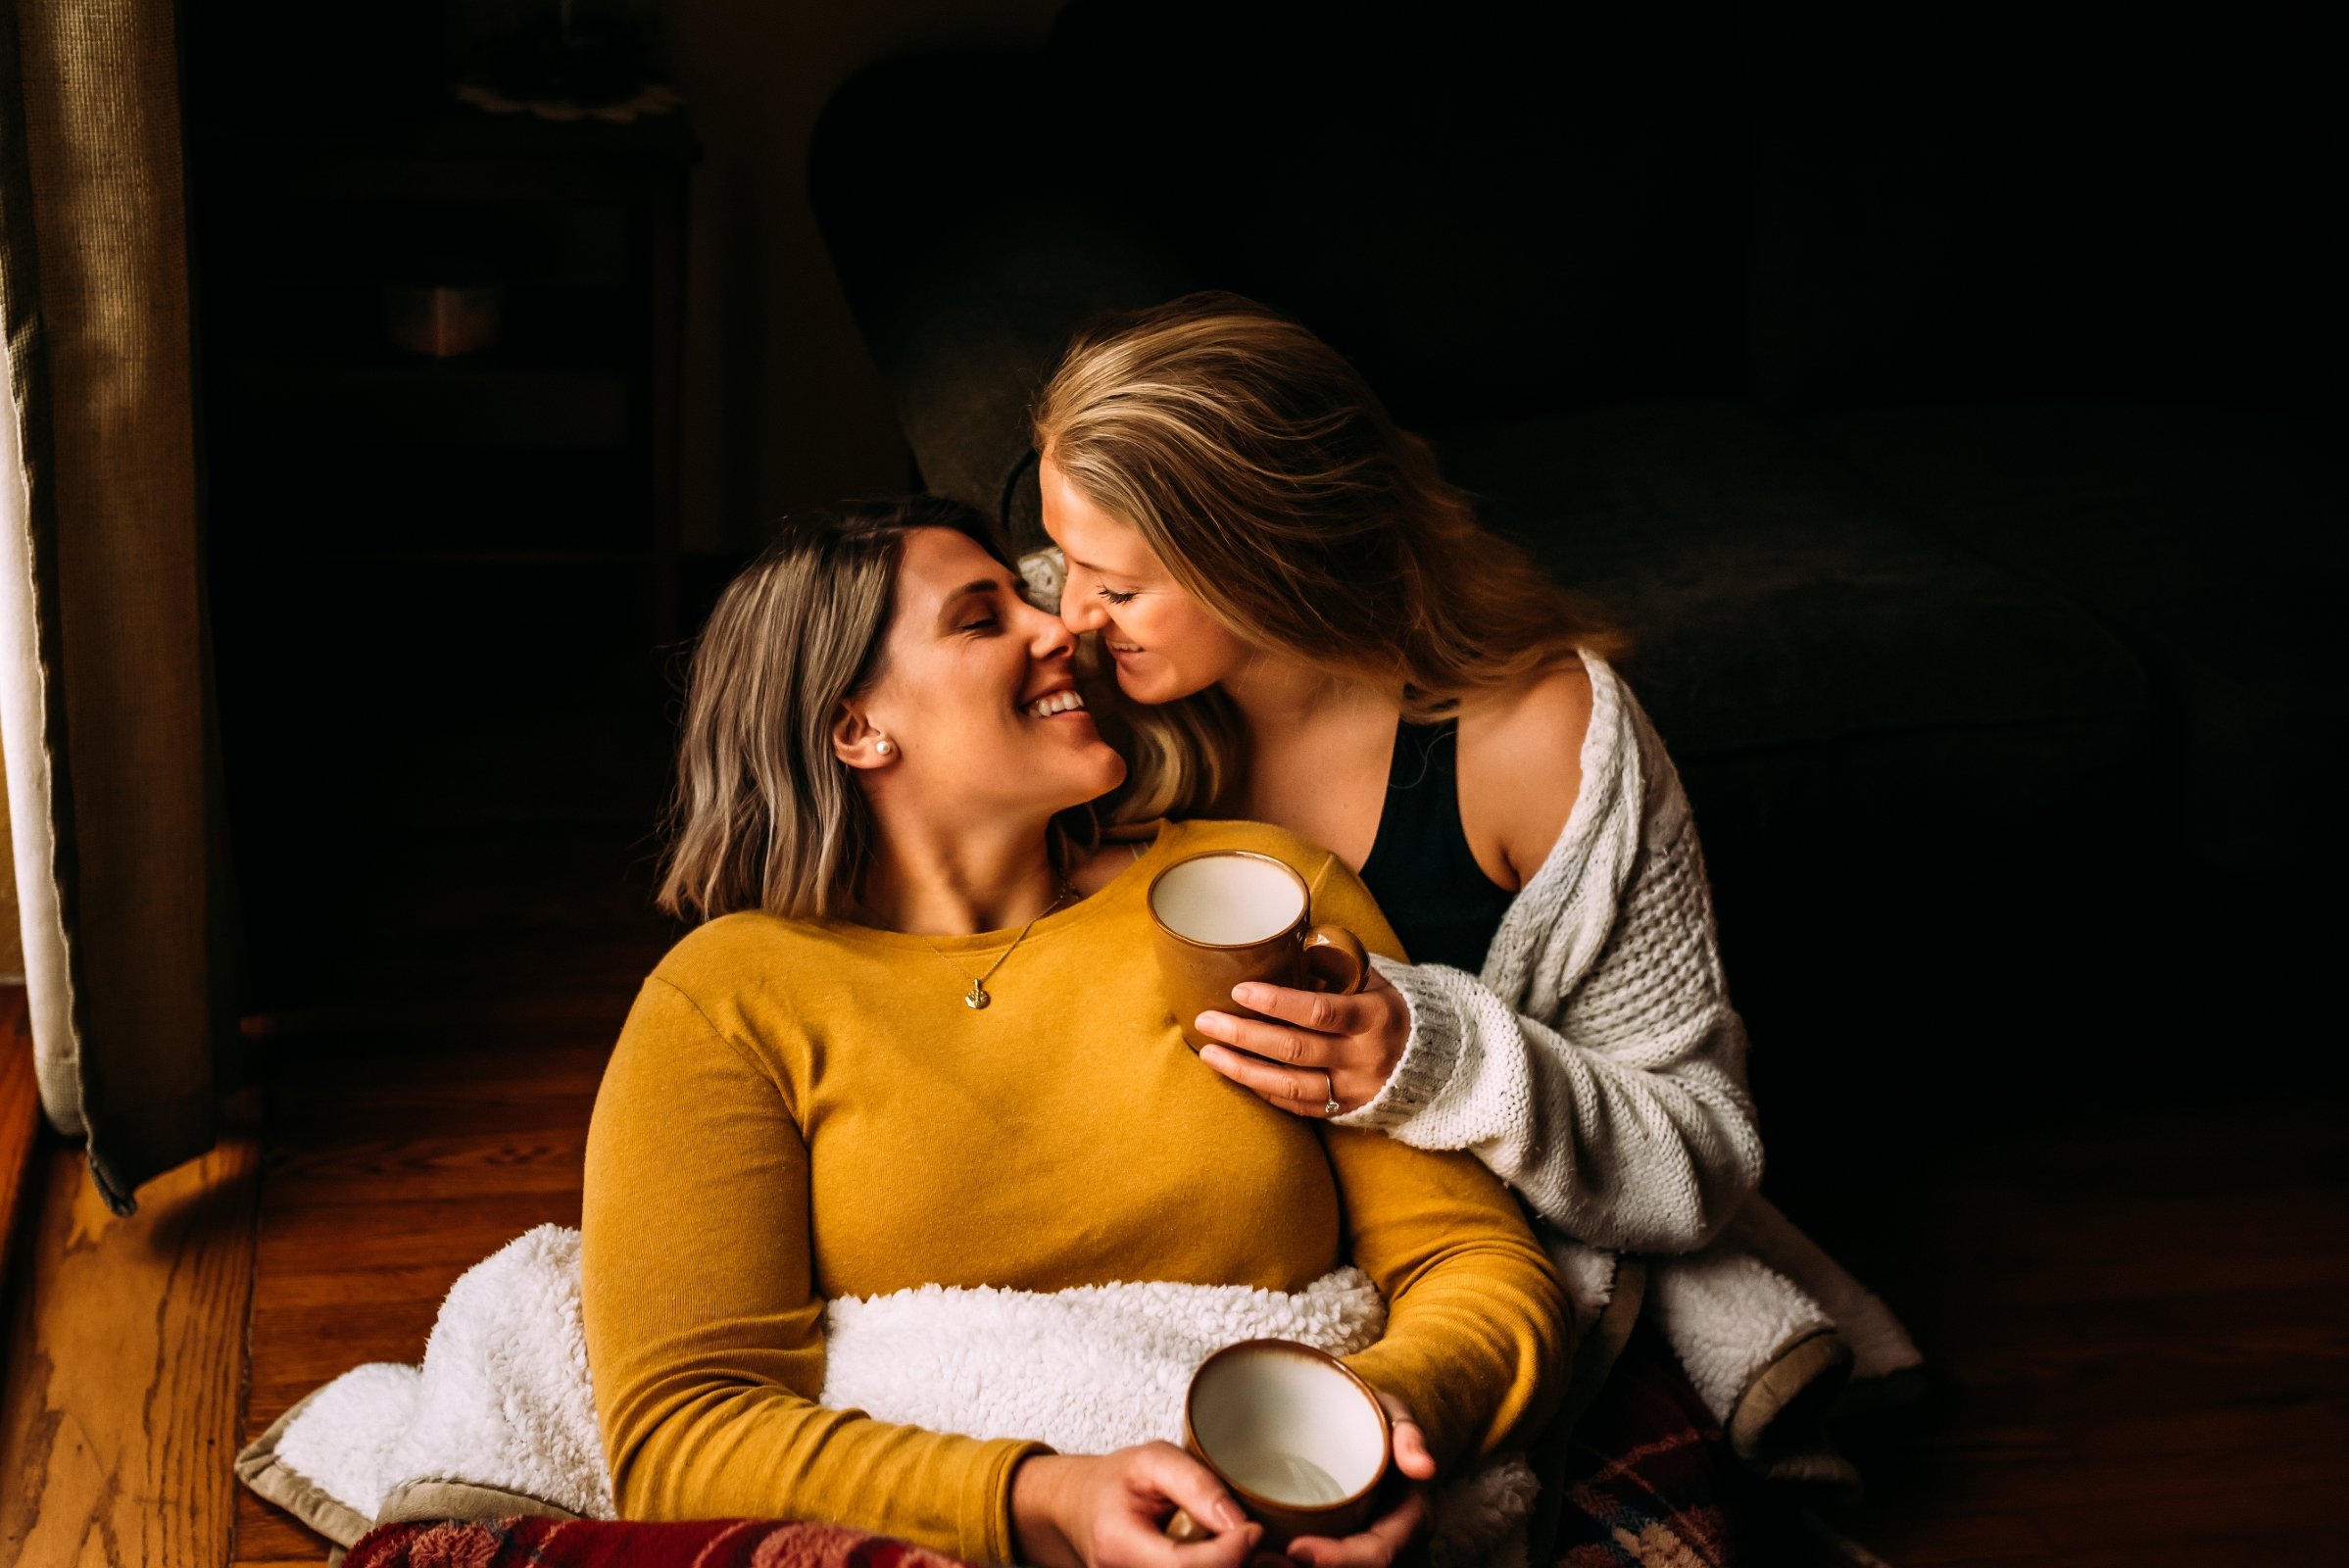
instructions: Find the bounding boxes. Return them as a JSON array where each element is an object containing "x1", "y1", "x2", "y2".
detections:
[
  {"x1": 1807, "y1": 401, "x2": 2348, "y2": 887},
  {"x1": 1429, "y1": 400, "x2": 2160, "y2": 900}
]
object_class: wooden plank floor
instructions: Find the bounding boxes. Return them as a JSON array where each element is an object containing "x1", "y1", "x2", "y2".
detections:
[
  {"x1": 0, "y1": 994, "x2": 42, "y2": 1289},
  {"x1": 0, "y1": 1070, "x2": 261, "y2": 1568},
  {"x1": 1766, "y1": 1072, "x2": 2349, "y2": 1567},
  {"x1": 232, "y1": 1010, "x2": 629, "y2": 1568}
]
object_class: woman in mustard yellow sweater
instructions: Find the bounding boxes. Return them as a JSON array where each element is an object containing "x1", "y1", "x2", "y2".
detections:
[{"x1": 581, "y1": 497, "x2": 1569, "y2": 1568}]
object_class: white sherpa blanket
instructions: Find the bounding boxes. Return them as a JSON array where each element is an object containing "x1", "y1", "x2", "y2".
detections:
[{"x1": 269, "y1": 1226, "x2": 1538, "y2": 1567}]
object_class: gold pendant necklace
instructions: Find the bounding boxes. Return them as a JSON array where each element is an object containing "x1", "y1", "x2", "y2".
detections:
[{"x1": 921, "y1": 880, "x2": 1075, "y2": 1009}]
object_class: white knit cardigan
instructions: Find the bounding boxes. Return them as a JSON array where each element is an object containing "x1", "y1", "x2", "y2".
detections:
[
  {"x1": 1337, "y1": 653, "x2": 1920, "y2": 1463},
  {"x1": 1340, "y1": 652, "x2": 1761, "y2": 1249}
]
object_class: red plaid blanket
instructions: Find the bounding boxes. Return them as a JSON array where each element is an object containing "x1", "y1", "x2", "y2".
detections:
[
  {"x1": 346, "y1": 1517, "x2": 978, "y2": 1568},
  {"x1": 1546, "y1": 1323, "x2": 1750, "y2": 1566}
]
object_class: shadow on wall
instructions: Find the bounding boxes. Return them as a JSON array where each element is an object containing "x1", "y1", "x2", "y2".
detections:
[{"x1": 664, "y1": 0, "x2": 1065, "y2": 553}]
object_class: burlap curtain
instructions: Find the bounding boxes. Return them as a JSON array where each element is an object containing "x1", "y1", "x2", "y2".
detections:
[{"x1": 0, "y1": 0, "x2": 233, "y2": 1214}]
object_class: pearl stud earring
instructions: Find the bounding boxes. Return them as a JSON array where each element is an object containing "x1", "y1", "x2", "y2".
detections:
[{"x1": 875, "y1": 738, "x2": 895, "y2": 757}]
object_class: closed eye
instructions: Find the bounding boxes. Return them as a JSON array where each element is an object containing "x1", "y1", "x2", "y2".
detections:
[
  {"x1": 959, "y1": 615, "x2": 1001, "y2": 635},
  {"x1": 1097, "y1": 588, "x2": 1138, "y2": 606}
]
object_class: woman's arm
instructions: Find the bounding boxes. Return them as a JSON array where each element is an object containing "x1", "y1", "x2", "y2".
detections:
[
  {"x1": 1205, "y1": 947, "x2": 1759, "y2": 1253},
  {"x1": 582, "y1": 974, "x2": 1046, "y2": 1561},
  {"x1": 1323, "y1": 1127, "x2": 1574, "y2": 1470},
  {"x1": 1198, "y1": 675, "x2": 1765, "y2": 1253},
  {"x1": 1355, "y1": 917, "x2": 1763, "y2": 1253},
  {"x1": 1207, "y1": 811, "x2": 1763, "y2": 1252}
]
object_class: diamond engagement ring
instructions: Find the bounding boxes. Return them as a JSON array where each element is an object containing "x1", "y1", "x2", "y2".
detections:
[{"x1": 1321, "y1": 1070, "x2": 1341, "y2": 1117}]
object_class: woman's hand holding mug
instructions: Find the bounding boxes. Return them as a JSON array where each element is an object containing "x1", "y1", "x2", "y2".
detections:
[
  {"x1": 1167, "y1": 1342, "x2": 1434, "y2": 1568},
  {"x1": 1011, "y1": 1446, "x2": 1262, "y2": 1568},
  {"x1": 1286, "y1": 1390, "x2": 1438, "y2": 1568},
  {"x1": 1193, "y1": 971, "x2": 1411, "y2": 1119}
]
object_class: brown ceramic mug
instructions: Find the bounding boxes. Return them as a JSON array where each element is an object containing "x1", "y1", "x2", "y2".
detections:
[
  {"x1": 1147, "y1": 851, "x2": 1368, "y2": 1054},
  {"x1": 1163, "y1": 1340, "x2": 1394, "y2": 1549}
]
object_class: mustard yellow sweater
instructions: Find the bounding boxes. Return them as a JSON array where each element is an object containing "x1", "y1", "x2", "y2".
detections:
[{"x1": 582, "y1": 819, "x2": 1570, "y2": 1564}]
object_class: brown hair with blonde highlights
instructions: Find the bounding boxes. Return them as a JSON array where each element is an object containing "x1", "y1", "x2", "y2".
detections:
[
  {"x1": 1034, "y1": 291, "x2": 1623, "y2": 820},
  {"x1": 658, "y1": 495, "x2": 1087, "y2": 925}
]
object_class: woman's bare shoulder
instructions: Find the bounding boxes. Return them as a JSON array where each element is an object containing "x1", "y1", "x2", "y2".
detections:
[
  {"x1": 1456, "y1": 662, "x2": 1595, "y2": 884},
  {"x1": 1466, "y1": 661, "x2": 1595, "y2": 748}
]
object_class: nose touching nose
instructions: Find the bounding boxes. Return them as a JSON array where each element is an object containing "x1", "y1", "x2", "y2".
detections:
[{"x1": 1020, "y1": 597, "x2": 1078, "y2": 661}]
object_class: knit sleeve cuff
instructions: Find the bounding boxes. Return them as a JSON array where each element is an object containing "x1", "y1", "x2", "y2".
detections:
[{"x1": 1334, "y1": 956, "x2": 1466, "y2": 1134}]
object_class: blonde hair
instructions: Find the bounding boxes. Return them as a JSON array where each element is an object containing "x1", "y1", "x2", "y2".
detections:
[
  {"x1": 659, "y1": 497, "x2": 1087, "y2": 924},
  {"x1": 1034, "y1": 291, "x2": 1624, "y2": 820}
]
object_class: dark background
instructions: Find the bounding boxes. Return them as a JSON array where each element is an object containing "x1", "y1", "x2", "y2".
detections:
[
  {"x1": 182, "y1": 0, "x2": 2346, "y2": 1034},
  {"x1": 179, "y1": 0, "x2": 2346, "y2": 1118},
  {"x1": 181, "y1": 0, "x2": 1084, "y2": 1017}
]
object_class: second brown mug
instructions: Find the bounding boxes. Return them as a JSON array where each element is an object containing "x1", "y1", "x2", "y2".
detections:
[
  {"x1": 1162, "y1": 1339, "x2": 1394, "y2": 1549},
  {"x1": 1147, "y1": 851, "x2": 1367, "y2": 1054}
]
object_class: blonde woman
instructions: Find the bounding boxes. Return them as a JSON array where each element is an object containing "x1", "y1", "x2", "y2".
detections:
[
  {"x1": 1032, "y1": 293, "x2": 1766, "y2": 1256},
  {"x1": 581, "y1": 496, "x2": 1569, "y2": 1568}
]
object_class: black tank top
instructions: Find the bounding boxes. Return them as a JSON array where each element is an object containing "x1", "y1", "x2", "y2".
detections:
[{"x1": 1355, "y1": 718, "x2": 1517, "y2": 973}]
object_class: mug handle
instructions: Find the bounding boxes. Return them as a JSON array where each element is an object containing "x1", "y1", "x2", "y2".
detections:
[{"x1": 1300, "y1": 925, "x2": 1368, "y2": 995}]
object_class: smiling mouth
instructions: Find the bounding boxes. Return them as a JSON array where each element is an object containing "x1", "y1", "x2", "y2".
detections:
[
  {"x1": 1105, "y1": 641, "x2": 1143, "y2": 654},
  {"x1": 1025, "y1": 689, "x2": 1088, "y2": 719}
]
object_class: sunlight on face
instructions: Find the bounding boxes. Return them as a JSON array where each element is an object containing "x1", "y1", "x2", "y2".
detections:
[
  {"x1": 1038, "y1": 455, "x2": 1256, "y2": 706},
  {"x1": 856, "y1": 526, "x2": 1125, "y2": 820}
]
